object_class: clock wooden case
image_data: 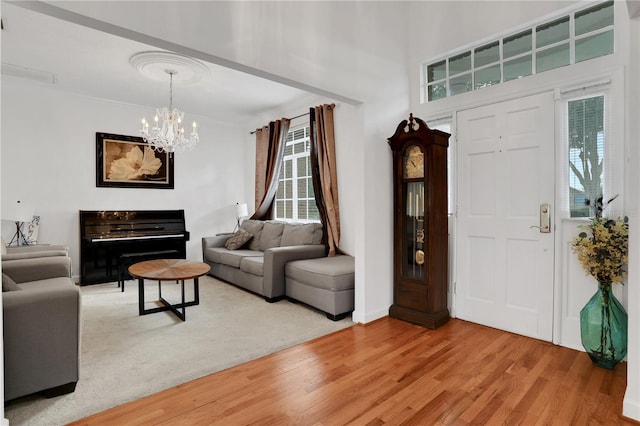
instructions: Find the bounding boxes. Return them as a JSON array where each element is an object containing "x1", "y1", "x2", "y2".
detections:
[{"x1": 388, "y1": 114, "x2": 450, "y2": 329}]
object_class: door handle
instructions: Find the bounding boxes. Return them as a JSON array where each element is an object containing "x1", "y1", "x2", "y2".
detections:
[{"x1": 530, "y1": 203, "x2": 551, "y2": 233}]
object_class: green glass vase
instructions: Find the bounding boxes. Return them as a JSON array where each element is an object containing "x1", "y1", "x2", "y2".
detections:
[{"x1": 579, "y1": 282, "x2": 628, "y2": 369}]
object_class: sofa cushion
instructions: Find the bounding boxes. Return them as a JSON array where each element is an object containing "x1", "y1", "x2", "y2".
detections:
[
  {"x1": 285, "y1": 255, "x2": 355, "y2": 291},
  {"x1": 240, "y1": 220, "x2": 265, "y2": 251},
  {"x1": 204, "y1": 247, "x2": 226, "y2": 264},
  {"x1": 259, "y1": 222, "x2": 285, "y2": 251},
  {"x1": 281, "y1": 223, "x2": 323, "y2": 246},
  {"x1": 2, "y1": 273, "x2": 20, "y2": 292},
  {"x1": 218, "y1": 249, "x2": 263, "y2": 268},
  {"x1": 240, "y1": 256, "x2": 264, "y2": 277},
  {"x1": 224, "y1": 229, "x2": 253, "y2": 250}
]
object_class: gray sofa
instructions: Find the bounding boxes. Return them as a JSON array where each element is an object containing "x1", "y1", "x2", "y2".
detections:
[
  {"x1": 2, "y1": 255, "x2": 81, "y2": 401},
  {"x1": 202, "y1": 220, "x2": 326, "y2": 301}
]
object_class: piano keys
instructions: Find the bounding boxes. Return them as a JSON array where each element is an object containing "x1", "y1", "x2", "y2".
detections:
[{"x1": 79, "y1": 210, "x2": 190, "y2": 285}]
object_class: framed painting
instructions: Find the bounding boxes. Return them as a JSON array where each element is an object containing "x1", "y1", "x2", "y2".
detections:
[{"x1": 96, "y1": 132, "x2": 174, "y2": 189}]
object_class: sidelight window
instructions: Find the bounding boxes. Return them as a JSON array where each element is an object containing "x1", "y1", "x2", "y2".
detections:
[{"x1": 567, "y1": 95, "x2": 606, "y2": 218}]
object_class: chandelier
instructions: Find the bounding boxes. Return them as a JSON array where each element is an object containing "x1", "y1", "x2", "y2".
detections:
[{"x1": 140, "y1": 70, "x2": 199, "y2": 153}]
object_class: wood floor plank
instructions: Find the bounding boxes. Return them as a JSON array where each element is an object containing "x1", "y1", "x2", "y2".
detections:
[{"x1": 69, "y1": 317, "x2": 637, "y2": 426}]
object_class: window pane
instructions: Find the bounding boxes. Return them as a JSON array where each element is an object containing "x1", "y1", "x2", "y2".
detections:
[
  {"x1": 308, "y1": 178, "x2": 314, "y2": 198},
  {"x1": 449, "y1": 73, "x2": 472, "y2": 96},
  {"x1": 504, "y1": 30, "x2": 532, "y2": 59},
  {"x1": 293, "y1": 128, "x2": 305, "y2": 140},
  {"x1": 285, "y1": 182, "x2": 292, "y2": 199},
  {"x1": 449, "y1": 51, "x2": 471, "y2": 76},
  {"x1": 536, "y1": 43, "x2": 570, "y2": 73},
  {"x1": 428, "y1": 83, "x2": 447, "y2": 101},
  {"x1": 575, "y1": 1, "x2": 614, "y2": 36},
  {"x1": 276, "y1": 182, "x2": 285, "y2": 198},
  {"x1": 474, "y1": 41, "x2": 500, "y2": 68},
  {"x1": 284, "y1": 143, "x2": 293, "y2": 156},
  {"x1": 285, "y1": 160, "x2": 292, "y2": 179},
  {"x1": 297, "y1": 157, "x2": 307, "y2": 176},
  {"x1": 575, "y1": 30, "x2": 614, "y2": 63},
  {"x1": 308, "y1": 202, "x2": 319, "y2": 220},
  {"x1": 568, "y1": 96, "x2": 605, "y2": 217},
  {"x1": 536, "y1": 16, "x2": 569, "y2": 48},
  {"x1": 504, "y1": 55, "x2": 532, "y2": 81},
  {"x1": 293, "y1": 141, "x2": 305, "y2": 154},
  {"x1": 297, "y1": 200, "x2": 308, "y2": 220},
  {"x1": 475, "y1": 64, "x2": 501, "y2": 89},
  {"x1": 284, "y1": 200, "x2": 293, "y2": 218},
  {"x1": 427, "y1": 60, "x2": 446, "y2": 83},
  {"x1": 276, "y1": 200, "x2": 285, "y2": 218},
  {"x1": 297, "y1": 178, "x2": 307, "y2": 198}
]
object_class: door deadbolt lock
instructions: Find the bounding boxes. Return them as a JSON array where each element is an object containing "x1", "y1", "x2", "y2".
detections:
[{"x1": 530, "y1": 203, "x2": 551, "y2": 233}]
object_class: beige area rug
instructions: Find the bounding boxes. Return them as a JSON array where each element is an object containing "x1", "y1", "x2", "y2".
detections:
[{"x1": 4, "y1": 276, "x2": 354, "y2": 425}]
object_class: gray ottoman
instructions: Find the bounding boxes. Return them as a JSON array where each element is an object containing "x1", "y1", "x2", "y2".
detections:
[{"x1": 285, "y1": 255, "x2": 355, "y2": 321}]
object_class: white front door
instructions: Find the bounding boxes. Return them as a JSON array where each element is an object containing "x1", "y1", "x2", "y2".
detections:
[{"x1": 455, "y1": 92, "x2": 555, "y2": 341}]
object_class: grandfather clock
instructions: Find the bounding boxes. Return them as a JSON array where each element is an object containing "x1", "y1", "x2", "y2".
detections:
[{"x1": 388, "y1": 114, "x2": 450, "y2": 329}]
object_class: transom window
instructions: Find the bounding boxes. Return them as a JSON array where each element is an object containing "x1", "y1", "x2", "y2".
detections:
[
  {"x1": 274, "y1": 126, "x2": 319, "y2": 222},
  {"x1": 423, "y1": 1, "x2": 614, "y2": 102}
]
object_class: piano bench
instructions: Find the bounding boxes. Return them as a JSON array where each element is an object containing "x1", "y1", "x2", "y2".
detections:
[{"x1": 117, "y1": 250, "x2": 182, "y2": 292}]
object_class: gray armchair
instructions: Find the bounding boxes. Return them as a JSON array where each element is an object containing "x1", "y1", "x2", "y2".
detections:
[
  {"x1": 2, "y1": 255, "x2": 80, "y2": 401},
  {"x1": 2, "y1": 243, "x2": 68, "y2": 261}
]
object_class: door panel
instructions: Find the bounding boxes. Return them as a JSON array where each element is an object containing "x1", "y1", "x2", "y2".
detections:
[{"x1": 456, "y1": 92, "x2": 555, "y2": 341}]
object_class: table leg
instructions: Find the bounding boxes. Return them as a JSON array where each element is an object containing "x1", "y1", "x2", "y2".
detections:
[
  {"x1": 194, "y1": 277, "x2": 200, "y2": 305},
  {"x1": 138, "y1": 276, "x2": 201, "y2": 321},
  {"x1": 181, "y1": 279, "x2": 186, "y2": 320},
  {"x1": 138, "y1": 278, "x2": 145, "y2": 315}
]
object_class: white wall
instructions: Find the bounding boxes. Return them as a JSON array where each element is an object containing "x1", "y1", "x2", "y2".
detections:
[
  {"x1": 624, "y1": 1, "x2": 640, "y2": 421},
  {"x1": 1, "y1": 78, "x2": 246, "y2": 281}
]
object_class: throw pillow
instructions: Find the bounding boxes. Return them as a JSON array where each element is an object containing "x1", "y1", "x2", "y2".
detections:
[
  {"x1": 224, "y1": 229, "x2": 253, "y2": 250},
  {"x1": 2, "y1": 273, "x2": 20, "y2": 292}
]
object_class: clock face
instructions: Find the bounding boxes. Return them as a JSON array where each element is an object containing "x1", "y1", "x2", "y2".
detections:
[{"x1": 403, "y1": 145, "x2": 424, "y2": 179}]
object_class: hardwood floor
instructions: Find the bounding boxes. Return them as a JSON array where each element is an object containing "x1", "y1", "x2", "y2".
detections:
[{"x1": 70, "y1": 317, "x2": 636, "y2": 425}]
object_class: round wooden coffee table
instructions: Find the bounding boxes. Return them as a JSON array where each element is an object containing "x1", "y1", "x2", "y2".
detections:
[{"x1": 129, "y1": 259, "x2": 210, "y2": 321}]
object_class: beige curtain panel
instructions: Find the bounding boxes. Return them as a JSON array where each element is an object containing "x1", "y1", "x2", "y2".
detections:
[{"x1": 252, "y1": 118, "x2": 290, "y2": 220}]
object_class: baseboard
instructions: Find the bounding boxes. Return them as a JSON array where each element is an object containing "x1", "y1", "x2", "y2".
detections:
[
  {"x1": 352, "y1": 307, "x2": 388, "y2": 324},
  {"x1": 623, "y1": 397, "x2": 640, "y2": 423}
]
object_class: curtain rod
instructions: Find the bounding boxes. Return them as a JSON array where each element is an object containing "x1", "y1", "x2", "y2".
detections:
[{"x1": 249, "y1": 112, "x2": 310, "y2": 135}]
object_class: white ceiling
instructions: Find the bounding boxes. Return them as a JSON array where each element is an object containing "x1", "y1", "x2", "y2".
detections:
[{"x1": 0, "y1": 2, "x2": 317, "y2": 123}]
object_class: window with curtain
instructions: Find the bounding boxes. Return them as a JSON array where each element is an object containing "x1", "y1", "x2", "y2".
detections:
[
  {"x1": 274, "y1": 125, "x2": 319, "y2": 222},
  {"x1": 567, "y1": 94, "x2": 606, "y2": 217}
]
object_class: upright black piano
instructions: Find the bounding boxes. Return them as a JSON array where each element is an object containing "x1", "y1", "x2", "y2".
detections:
[{"x1": 79, "y1": 210, "x2": 190, "y2": 285}]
